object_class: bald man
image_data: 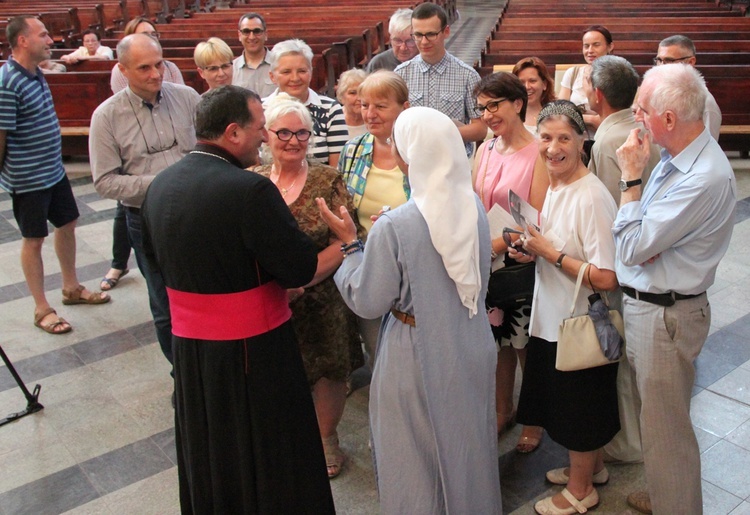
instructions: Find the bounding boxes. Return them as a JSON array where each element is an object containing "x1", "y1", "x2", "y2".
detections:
[{"x1": 90, "y1": 33, "x2": 200, "y2": 371}]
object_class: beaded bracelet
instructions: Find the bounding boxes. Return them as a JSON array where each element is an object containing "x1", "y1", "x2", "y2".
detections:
[{"x1": 341, "y1": 239, "x2": 364, "y2": 257}]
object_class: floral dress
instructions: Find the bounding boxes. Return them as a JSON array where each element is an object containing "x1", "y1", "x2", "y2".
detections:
[{"x1": 253, "y1": 163, "x2": 365, "y2": 384}]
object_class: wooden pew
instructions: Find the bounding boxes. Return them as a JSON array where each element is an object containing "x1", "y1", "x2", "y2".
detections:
[{"x1": 487, "y1": 40, "x2": 750, "y2": 54}]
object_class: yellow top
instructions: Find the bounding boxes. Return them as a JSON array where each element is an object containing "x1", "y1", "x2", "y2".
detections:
[{"x1": 357, "y1": 164, "x2": 408, "y2": 233}]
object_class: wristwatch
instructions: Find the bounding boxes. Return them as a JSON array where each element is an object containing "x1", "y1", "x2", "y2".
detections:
[{"x1": 618, "y1": 178, "x2": 642, "y2": 191}]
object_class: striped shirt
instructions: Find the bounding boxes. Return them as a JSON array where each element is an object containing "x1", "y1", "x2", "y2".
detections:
[
  {"x1": 395, "y1": 52, "x2": 481, "y2": 156},
  {"x1": 263, "y1": 88, "x2": 348, "y2": 165},
  {"x1": 0, "y1": 58, "x2": 64, "y2": 194}
]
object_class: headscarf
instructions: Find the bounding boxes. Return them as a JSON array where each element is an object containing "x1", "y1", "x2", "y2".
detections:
[
  {"x1": 392, "y1": 107, "x2": 482, "y2": 317},
  {"x1": 537, "y1": 99, "x2": 586, "y2": 134}
]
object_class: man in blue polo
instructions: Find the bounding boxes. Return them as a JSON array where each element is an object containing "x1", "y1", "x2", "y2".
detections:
[{"x1": 0, "y1": 15, "x2": 110, "y2": 335}]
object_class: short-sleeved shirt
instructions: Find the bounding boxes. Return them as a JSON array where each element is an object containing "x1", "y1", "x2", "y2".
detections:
[
  {"x1": 0, "y1": 57, "x2": 64, "y2": 194},
  {"x1": 529, "y1": 173, "x2": 618, "y2": 341},
  {"x1": 366, "y1": 49, "x2": 403, "y2": 73},
  {"x1": 395, "y1": 53, "x2": 481, "y2": 156},
  {"x1": 263, "y1": 89, "x2": 348, "y2": 164},
  {"x1": 232, "y1": 50, "x2": 276, "y2": 98}
]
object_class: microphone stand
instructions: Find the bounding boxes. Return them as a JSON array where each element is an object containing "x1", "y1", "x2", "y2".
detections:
[{"x1": 0, "y1": 344, "x2": 44, "y2": 427}]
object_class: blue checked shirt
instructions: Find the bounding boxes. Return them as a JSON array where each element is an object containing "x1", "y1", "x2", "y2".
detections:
[{"x1": 395, "y1": 52, "x2": 481, "y2": 156}]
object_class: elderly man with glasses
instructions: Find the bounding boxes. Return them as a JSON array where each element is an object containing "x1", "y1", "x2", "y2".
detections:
[
  {"x1": 367, "y1": 8, "x2": 419, "y2": 72},
  {"x1": 394, "y1": 2, "x2": 485, "y2": 157},
  {"x1": 232, "y1": 12, "x2": 276, "y2": 97},
  {"x1": 654, "y1": 35, "x2": 721, "y2": 140},
  {"x1": 89, "y1": 33, "x2": 200, "y2": 375}
]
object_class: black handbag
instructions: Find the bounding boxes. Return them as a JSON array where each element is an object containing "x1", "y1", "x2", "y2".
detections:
[{"x1": 486, "y1": 254, "x2": 535, "y2": 311}]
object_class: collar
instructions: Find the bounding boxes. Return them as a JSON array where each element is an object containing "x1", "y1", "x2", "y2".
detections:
[
  {"x1": 262, "y1": 88, "x2": 319, "y2": 106},
  {"x1": 7, "y1": 56, "x2": 44, "y2": 81},
  {"x1": 415, "y1": 53, "x2": 450, "y2": 74},
  {"x1": 125, "y1": 86, "x2": 163, "y2": 108},
  {"x1": 304, "y1": 88, "x2": 322, "y2": 107},
  {"x1": 594, "y1": 108, "x2": 634, "y2": 139},
  {"x1": 666, "y1": 127, "x2": 712, "y2": 175},
  {"x1": 241, "y1": 48, "x2": 271, "y2": 68},
  {"x1": 193, "y1": 142, "x2": 244, "y2": 168}
]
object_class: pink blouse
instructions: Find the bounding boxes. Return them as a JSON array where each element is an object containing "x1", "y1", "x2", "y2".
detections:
[{"x1": 475, "y1": 139, "x2": 537, "y2": 213}]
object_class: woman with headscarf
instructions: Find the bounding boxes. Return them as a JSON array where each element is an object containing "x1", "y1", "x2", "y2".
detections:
[
  {"x1": 317, "y1": 106, "x2": 502, "y2": 514},
  {"x1": 513, "y1": 100, "x2": 619, "y2": 514}
]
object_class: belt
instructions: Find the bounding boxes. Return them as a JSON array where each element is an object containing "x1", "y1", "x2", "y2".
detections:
[
  {"x1": 390, "y1": 308, "x2": 415, "y2": 327},
  {"x1": 125, "y1": 206, "x2": 141, "y2": 214},
  {"x1": 621, "y1": 286, "x2": 704, "y2": 307}
]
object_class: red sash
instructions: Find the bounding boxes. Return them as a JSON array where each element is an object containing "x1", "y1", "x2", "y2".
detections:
[{"x1": 167, "y1": 282, "x2": 291, "y2": 341}]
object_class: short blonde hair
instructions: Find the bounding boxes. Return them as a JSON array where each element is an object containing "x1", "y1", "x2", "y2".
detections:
[
  {"x1": 336, "y1": 69, "x2": 367, "y2": 103},
  {"x1": 194, "y1": 37, "x2": 234, "y2": 68},
  {"x1": 358, "y1": 70, "x2": 409, "y2": 105}
]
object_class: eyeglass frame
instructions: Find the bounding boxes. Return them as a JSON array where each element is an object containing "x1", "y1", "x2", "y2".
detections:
[
  {"x1": 143, "y1": 30, "x2": 160, "y2": 39},
  {"x1": 653, "y1": 55, "x2": 694, "y2": 65},
  {"x1": 126, "y1": 95, "x2": 179, "y2": 155},
  {"x1": 411, "y1": 26, "x2": 446, "y2": 42},
  {"x1": 201, "y1": 62, "x2": 233, "y2": 73},
  {"x1": 239, "y1": 28, "x2": 265, "y2": 36},
  {"x1": 475, "y1": 97, "x2": 509, "y2": 115},
  {"x1": 391, "y1": 37, "x2": 416, "y2": 48},
  {"x1": 269, "y1": 128, "x2": 313, "y2": 142}
]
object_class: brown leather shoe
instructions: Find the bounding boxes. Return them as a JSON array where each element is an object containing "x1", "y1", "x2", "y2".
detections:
[{"x1": 627, "y1": 491, "x2": 653, "y2": 514}]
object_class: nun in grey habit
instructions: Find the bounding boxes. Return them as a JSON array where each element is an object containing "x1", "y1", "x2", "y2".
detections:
[{"x1": 317, "y1": 106, "x2": 502, "y2": 514}]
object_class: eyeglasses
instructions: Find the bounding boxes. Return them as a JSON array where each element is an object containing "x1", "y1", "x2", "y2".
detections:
[
  {"x1": 411, "y1": 28, "x2": 445, "y2": 42},
  {"x1": 239, "y1": 28, "x2": 265, "y2": 36},
  {"x1": 653, "y1": 55, "x2": 693, "y2": 65},
  {"x1": 142, "y1": 31, "x2": 160, "y2": 39},
  {"x1": 475, "y1": 98, "x2": 508, "y2": 114},
  {"x1": 202, "y1": 63, "x2": 232, "y2": 73},
  {"x1": 391, "y1": 37, "x2": 416, "y2": 48},
  {"x1": 270, "y1": 128, "x2": 312, "y2": 142},
  {"x1": 146, "y1": 139, "x2": 178, "y2": 154},
  {"x1": 127, "y1": 95, "x2": 178, "y2": 155}
]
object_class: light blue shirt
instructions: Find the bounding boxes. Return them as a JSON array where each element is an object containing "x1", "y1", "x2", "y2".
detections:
[{"x1": 613, "y1": 128, "x2": 736, "y2": 295}]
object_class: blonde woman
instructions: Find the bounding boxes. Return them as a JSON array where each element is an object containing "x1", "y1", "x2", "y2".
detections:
[{"x1": 194, "y1": 37, "x2": 234, "y2": 91}]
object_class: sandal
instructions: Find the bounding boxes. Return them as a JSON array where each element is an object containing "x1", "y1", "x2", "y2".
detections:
[
  {"x1": 517, "y1": 426, "x2": 544, "y2": 453},
  {"x1": 534, "y1": 487, "x2": 599, "y2": 514},
  {"x1": 62, "y1": 285, "x2": 110, "y2": 305},
  {"x1": 34, "y1": 307, "x2": 72, "y2": 335},
  {"x1": 322, "y1": 433, "x2": 346, "y2": 479},
  {"x1": 100, "y1": 268, "x2": 129, "y2": 291}
]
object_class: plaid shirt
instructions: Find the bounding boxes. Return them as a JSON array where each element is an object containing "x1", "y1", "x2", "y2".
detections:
[
  {"x1": 338, "y1": 132, "x2": 411, "y2": 208},
  {"x1": 395, "y1": 52, "x2": 481, "y2": 155}
]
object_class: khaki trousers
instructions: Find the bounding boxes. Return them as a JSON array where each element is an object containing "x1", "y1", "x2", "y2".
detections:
[{"x1": 623, "y1": 293, "x2": 710, "y2": 515}]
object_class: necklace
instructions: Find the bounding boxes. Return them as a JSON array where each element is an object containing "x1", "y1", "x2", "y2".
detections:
[
  {"x1": 272, "y1": 162, "x2": 307, "y2": 197},
  {"x1": 190, "y1": 150, "x2": 231, "y2": 164}
]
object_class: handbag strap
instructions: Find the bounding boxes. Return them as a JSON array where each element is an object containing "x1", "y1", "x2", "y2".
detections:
[{"x1": 569, "y1": 262, "x2": 590, "y2": 316}]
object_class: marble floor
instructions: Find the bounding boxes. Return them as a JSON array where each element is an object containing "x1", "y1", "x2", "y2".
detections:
[{"x1": 0, "y1": 155, "x2": 749, "y2": 514}]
